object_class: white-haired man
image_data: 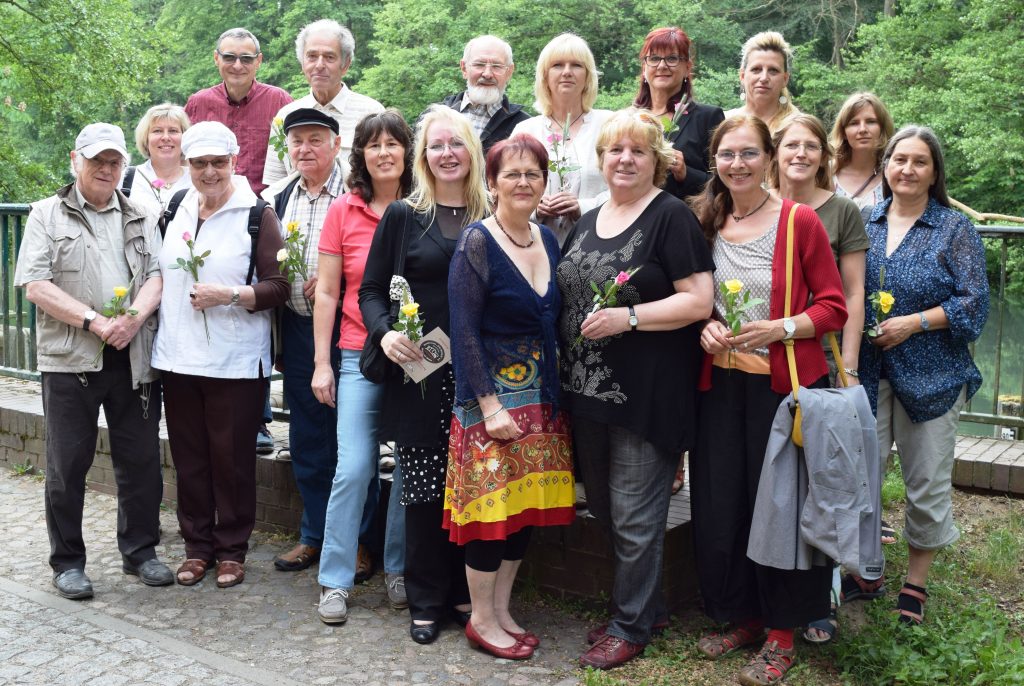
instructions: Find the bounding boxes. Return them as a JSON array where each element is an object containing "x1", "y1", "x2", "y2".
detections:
[
  {"x1": 436, "y1": 35, "x2": 528, "y2": 153},
  {"x1": 262, "y1": 19, "x2": 383, "y2": 188},
  {"x1": 15, "y1": 123, "x2": 171, "y2": 599}
]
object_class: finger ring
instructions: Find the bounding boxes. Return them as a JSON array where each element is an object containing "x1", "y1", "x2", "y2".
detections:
[{"x1": 742, "y1": 342, "x2": 749, "y2": 349}]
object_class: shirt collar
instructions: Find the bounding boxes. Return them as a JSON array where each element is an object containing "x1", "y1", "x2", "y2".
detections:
[
  {"x1": 312, "y1": 84, "x2": 350, "y2": 113},
  {"x1": 297, "y1": 161, "x2": 345, "y2": 200},
  {"x1": 74, "y1": 185, "x2": 119, "y2": 213},
  {"x1": 218, "y1": 80, "x2": 259, "y2": 105},
  {"x1": 459, "y1": 92, "x2": 502, "y2": 117},
  {"x1": 868, "y1": 196, "x2": 944, "y2": 228}
]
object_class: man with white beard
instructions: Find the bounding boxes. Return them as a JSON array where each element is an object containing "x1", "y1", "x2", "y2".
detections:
[{"x1": 435, "y1": 35, "x2": 528, "y2": 154}]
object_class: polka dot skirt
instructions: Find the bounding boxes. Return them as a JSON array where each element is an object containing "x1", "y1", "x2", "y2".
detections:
[{"x1": 396, "y1": 367, "x2": 454, "y2": 506}]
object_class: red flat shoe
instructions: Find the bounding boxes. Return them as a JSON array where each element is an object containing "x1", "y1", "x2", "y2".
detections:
[
  {"x1": 466, "y1": 621, "x2": 534, "y2": 660},
  {"x1": 509, "y1": 630, "x2": 540, "y2": 647}
]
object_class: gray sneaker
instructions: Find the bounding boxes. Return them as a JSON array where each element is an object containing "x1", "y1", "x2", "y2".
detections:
[
  {"x1": 318, "y1": 587, "x2": 349, "y2": 624},
  {"x1": 385, "y1": 573, "x2": 408, "y2": 609}
]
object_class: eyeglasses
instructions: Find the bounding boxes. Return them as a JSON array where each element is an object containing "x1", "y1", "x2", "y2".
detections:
[
  {"x1": 499, "y1": 170, "x2": 544, "y2": 183},
  {"x1": 469, "y1": 61, "x2": 509, "y2": 74},
  {"x1": 84, "y1": 156, "x2": 124, "y2": 171},
  {"x1": 714, "y1": 149, "x2": 764, "y2": 163},
  {"x1": 643, "y1": 55, "x2": 682, "y2": 67},
  {"x1": 188, "y1": 158, "x2": 232, "y2": 170},
  {"x1": 216, "y1": 50, "x2": 260, "y2": 65},
  {"x1": 782, "y1": 142, "x2": 823, "y2": 153},
  {"x1": 426, "y1": 141, "x2": 467, "y2": 154}
]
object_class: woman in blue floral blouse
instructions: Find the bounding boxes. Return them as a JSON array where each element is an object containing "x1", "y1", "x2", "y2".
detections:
[{"x1": 857, "y1": 125, "x2": 989, "y2": 625}]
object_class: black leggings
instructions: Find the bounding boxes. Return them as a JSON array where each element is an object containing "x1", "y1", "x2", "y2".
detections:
[{"x1": 463, "y1": 527, "x2": 533, "y2": 572}]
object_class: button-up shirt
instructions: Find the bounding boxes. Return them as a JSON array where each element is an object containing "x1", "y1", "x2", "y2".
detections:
[
  {"x1": 74, "y1": 186, "x2": 131, "y2": 304},
  {"x1": 859, "y1": 197, "x2": 989, "y2": 422},
  {"x1": 262, "y1": 86, "x2": 384, "y2": 189},
  {"x1": 185, "y1": 81, "x2": 294, "y2": 195},
  {"x1": 279, "y1": 162, "x2": 346, "y2": 315},
  {"x1": 458, "y1": 93, "x2": 502, "y2": 139}
]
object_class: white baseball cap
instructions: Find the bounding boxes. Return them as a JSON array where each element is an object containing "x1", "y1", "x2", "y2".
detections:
[
  {"x1": 75, "y1": 123, "x2": 131, "y2": 162},
  {"x1": 181, "y1": 121, "x2": 240, "y2": 159}
]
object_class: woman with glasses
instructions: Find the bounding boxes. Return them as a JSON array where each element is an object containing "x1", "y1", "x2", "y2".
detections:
[
  {"x1": 511, "y1": 33, "x2": 612, "y2": 244},
  {"x1": 359, "y1": 106, "x2": 485, "y2": 645},
  {"x1": 690, "y1": 115, "x2": 846, "y2": 685},
  {"x1": 725, "y1": 32, "x2": 799, "y2": 134},
  {"x1": 768, "y1": 113, "x2": 868, "y2": 645},
  {"x1": 558, "y1": 109, "x2": 714, "y2": 670},
  {"x1": 445, "y1": 133, "x2": 575, "y2": 660},
  {"x1": 126, "y1": 103, "x2": 192, "y2": 212},
  {"x1": 831, "y1": 92, "x2": 896, "y2": 210},
  {"x1": 633, "y1": 27, "x2": 725, "y2": 202},
  {"x1": 152, "y1": 121, "x2": 290, "y2": 589}
]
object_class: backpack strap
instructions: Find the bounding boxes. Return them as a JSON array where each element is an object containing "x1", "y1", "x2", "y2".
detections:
[
  {"x1": 121, "y1": 166, "x2": 135, "y2": 197},
  {"x1": 159, "y1": 188, "x2": 190, "y2": 238},
  {"x1": 246, "y1": 200, "x2": 269, "y2": 285}
]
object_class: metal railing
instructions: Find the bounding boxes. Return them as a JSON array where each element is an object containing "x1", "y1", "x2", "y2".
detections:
[{"x1": 0, "y1": 204, "x2": 36, "y2": 381}]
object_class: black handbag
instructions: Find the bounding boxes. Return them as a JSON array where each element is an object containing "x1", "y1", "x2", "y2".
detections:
[{"x1": 359, "y1": 206, "x2": 411, "y2": 384}]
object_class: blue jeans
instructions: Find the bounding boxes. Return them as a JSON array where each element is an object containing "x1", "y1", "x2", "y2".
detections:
[
  {"x1": 281, "y1": 307, "x2": 339, "y2": 548},
  {"x1": 319, "y1": 349, "x2": 405, "y2": 589}
]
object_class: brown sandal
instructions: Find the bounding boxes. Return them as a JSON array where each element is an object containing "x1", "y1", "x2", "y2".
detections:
[
  {"x1": 176, "y1": 559, "x2": 209, "y2": 586},
  {"x1": 737, "y1": 640, "x2": 796, "y2": 685},
  {"x1": 697, "y1": 623, "x2": 765, "y2": 659},
  {"x1": 215, "y1": 560, "x2": 245, "y2": 588}
]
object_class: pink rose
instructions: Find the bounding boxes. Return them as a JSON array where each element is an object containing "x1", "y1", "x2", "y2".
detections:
[
  {"x1": 182, "y1": 231, "x2": 192, "y2": 243},
  {"x1": 547, "y1": 133, "x2": 562, "y2": 144},
  {"x1": 615, "y1": 271, "x2": 631, "y2": 286},
  {"x1": 152, "y1": 178, "x2": 166, "y2": 190}
]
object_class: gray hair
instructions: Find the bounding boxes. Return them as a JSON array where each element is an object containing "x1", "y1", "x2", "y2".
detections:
[
  {"x1": 295, "y1": 19, "x2": 355, "y2": 67},
  {"x1": 462, "y1": 35, "x2": 513, "y2": 66},
  {"x1": 881, "y1": 125, "x2": 950, "y2": 207},
  {"x1": 217, "y1": 28, "x2": 260, "y2": 54}
]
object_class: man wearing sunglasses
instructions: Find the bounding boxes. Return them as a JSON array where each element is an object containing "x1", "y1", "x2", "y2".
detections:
[{"x1": 185, "y1": 27, "x2": 293, "y2": 196}]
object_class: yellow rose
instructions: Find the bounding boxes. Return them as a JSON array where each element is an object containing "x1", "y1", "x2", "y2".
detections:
[
  {"x1": 286, "y1": 221, "x2": 299, "y2": 234},
  {"x1": 401, "y1": 303, "x2": 419, "y2": 317},
  {"x1": 724, "y1": 279, "x2": 744, "y2": 295},
  {"x1": 276, "y1": 248, "x2": 288, "y2": 262},
  {"x1": 113, "y1": 286, "x2": 128, "y2": 298},
  {"x1": 879, "y1": 291, "x2": 895, "y2": 314},
  {"x1": 273, "y1": 117, "x2": 284, "y2": 128}
]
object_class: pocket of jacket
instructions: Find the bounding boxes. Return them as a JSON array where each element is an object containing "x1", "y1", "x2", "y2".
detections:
[{"x1": 52, "y1": 225, "x2": 85, "y2": 277}]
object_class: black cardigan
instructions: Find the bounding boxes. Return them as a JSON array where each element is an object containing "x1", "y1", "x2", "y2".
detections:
[
  {"x1": 662, "y1": 102, "x2": 725, "y2": 200},
  {"x1": 358, "y1": 201, "x2": 457, "y2": 446}
]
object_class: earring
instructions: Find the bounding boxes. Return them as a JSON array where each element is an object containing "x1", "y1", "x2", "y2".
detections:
[
  {"x1": 779, "y1": 94, "x2": 788, "y2": 105},
  {"x1": 740, "y1": 91, "x2": 746, "y2": 102}
]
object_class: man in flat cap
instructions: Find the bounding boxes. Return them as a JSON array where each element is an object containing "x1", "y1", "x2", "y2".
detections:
[{"x1": 15, "y1": 123, "x2": 171, "y2": 599}]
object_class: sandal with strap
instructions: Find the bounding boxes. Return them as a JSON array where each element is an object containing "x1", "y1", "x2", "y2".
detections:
[
  {"x1": 896, "y1": 584, "x2": 928, "y2": 625},
  {"x1": 880, "y1": 520, "x2": 898, "y2": 545},
  {"x1": 802, "y1": 605, "x2": 838, "y2": 645},
  {"x1": 738, "y1": 640, "x2": 796, "y2": 686},
  {"x1": 176, "y1": 559, "x2": 210, "y2": 586},
  {"x1": 840, "y1": 573, "x2": 885, "y2": 602},
  {"x1": 697, "y1": 623, "x2": 765, "y2": 659},
  {"x1": 215, "y1": 560, "x2": 245, "y2": 589}
]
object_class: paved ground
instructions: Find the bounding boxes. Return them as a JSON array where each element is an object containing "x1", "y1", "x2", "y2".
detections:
[{"x1": 0, "y1": 470, "x2": 585, "y2": 686}]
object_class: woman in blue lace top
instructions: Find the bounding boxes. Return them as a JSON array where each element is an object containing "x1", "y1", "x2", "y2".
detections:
[{"x1": 858, "y1": 125, "x2": 989, "y2": 625}]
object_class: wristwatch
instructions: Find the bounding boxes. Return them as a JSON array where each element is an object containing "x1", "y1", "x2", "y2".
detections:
[
  {"x1": 919, "y1": 312, "x2": 930, "y2": 330},
  {"x1": 230, "y1": 287, "x2": 240, "y2": 305},
  {"x1": 782, "y1": 317, "x2": 797, "y2": 341},
  {"x1": 83, "y1": 310, "x2": 97, "y2": 331},
  {"x1": 628, "y1": 306, "x2": 638, "y2": 332}
]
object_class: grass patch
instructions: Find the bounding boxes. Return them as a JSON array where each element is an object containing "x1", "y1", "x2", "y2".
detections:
[
  {"x1": 969, "y1": 509, "x2": 1024, "y2": 585},
  {"x1": 880, "y1": 456, "x2": 906, "y2": 509},
  {"x1": 10, "y1": 462, "x2": 34, "y2": 476}
]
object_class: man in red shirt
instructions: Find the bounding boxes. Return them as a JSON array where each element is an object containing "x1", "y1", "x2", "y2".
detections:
[{"x1": 185, "y1": 28, "x2": 293, "y2": 196}]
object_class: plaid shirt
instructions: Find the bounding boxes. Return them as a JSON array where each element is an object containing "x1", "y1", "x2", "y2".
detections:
[
  {"x1": 279, "y1": 162, "x2": 346, "y2": 315},
  {"x1": 458, "y1": 93, "x2": 502, "y2": 139}
]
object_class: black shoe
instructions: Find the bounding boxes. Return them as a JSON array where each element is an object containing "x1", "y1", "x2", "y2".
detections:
[
  {"x1": 449, "y1": 607, "x2": 472, "y2": 628},
  {"x1": 53, "y1": 569, "x2": 93, "y2": 599},
  {"x1": 123, "y1": 558, "x2": 174, "y2": 587},
  {"x1": 410, "y1": 620, "x2": 439, "y2": 644}
]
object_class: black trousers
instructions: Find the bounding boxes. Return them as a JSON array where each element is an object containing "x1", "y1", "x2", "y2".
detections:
[
  {"x1": 404, "y1": 500, "x2": 470, "y2": 622},
  {"x1": 41, "y1": 346, "x2": 163, "y2": 573},
  {"x1": 691, "y1": 366, "x2": 831, "y2": 629}
]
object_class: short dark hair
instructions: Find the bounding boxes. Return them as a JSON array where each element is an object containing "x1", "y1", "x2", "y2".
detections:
[
  {"x1": 484, "y1": 134, "x2": 549, "y2": 197},
  {"x1": 346, "y1": 109, "x2": 414, "y2": 203}
]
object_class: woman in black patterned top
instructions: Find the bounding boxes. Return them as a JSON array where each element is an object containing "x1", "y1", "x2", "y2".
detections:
[{"x1": 557, "y1": 109, "x2": 714, "y2": 670}]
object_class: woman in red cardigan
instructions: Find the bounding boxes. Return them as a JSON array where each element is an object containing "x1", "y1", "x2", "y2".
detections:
[{"x1": 688, "y1": 115, "x2": 847, "y2": 686}]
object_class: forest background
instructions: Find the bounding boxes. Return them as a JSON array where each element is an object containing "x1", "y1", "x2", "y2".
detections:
[{"x1": 0, "y1": 0, "x2": 1020, "y2": 218}]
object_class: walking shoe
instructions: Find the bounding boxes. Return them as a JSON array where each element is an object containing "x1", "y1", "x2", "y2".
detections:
[
  {"x1": 587, "y1": 618, "x2": 670, "y2": 644},
  {"x1": 355, "y1": 544, "x2": 374, "y2": 582},
  {"x1": 256, "y1": 424, "x2": 275, "y2": 455},
  {"x1": 737, "y1": 640, "x2": 796, "y2": 685},
  {"x1": 122, "y1": 558, "x2": 173, "y2": 586},
  {"x1": 273, "y1": 544, "x2": 320, "y2": 572},
  {"x1": 579, "y1": 634, "x2": 645, "y2": 670},
  {"x1": 53, "y1": 569, "x2": 93, "y2": 600},
  {"x1": 318, "y1": 587, "x2": 349, "y2": 624},
  {"x1": 386, "y1": 573, "x2": 408, "y2": 609}
]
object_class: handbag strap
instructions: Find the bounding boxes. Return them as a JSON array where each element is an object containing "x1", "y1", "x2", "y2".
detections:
[
  {"x1": 782, "y1": 203, "x2": 848, "y2": 447},
  {"x1": 394, "y1": 204, "x2": 412, "y2": 279}
]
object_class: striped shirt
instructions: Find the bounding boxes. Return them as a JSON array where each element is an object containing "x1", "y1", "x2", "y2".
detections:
[{"x1": 458, "y1": 93, "x2": 502, "y2": 139}]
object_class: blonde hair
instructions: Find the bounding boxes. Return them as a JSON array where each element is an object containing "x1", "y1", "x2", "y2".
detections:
[
  {"x1": 830, "y1": 92, "x2": 895, "y2": 173},
  {"x1": 134, "y1": 103, "x2": 190, "y2": 158},
  {"x1": 739, "y1": 31, "x2": 796, "y2": 132},
  {"x1": 533, "y1": 33, "x2": 599, "y2": 116},
  {"x1": 768, "y1": 114, "x2": 834, "y2": 191},
  {"x1": 595, "y1": 108, "x2": 675, "y2": 189},
  {"x1": 407, "y1": 106, "x2": 489, "y2": 225}
]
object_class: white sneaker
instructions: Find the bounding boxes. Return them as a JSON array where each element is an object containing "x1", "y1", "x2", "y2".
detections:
[{"x1": 318, "y1": 587, "x2": 349, "y2": 624}]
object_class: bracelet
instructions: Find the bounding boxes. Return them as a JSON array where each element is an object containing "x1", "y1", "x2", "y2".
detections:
[
  {"x1": 482, "y1": 406, "x2": 505, "y2": 421},
  {"x1": 843, "y1": 368, "x2": 859, "y2": 378}
]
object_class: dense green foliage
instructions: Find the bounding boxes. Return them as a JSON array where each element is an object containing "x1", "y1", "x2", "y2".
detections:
[{"x1": 1, "y1": 0, "x2": 1021, "y2": 221}]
